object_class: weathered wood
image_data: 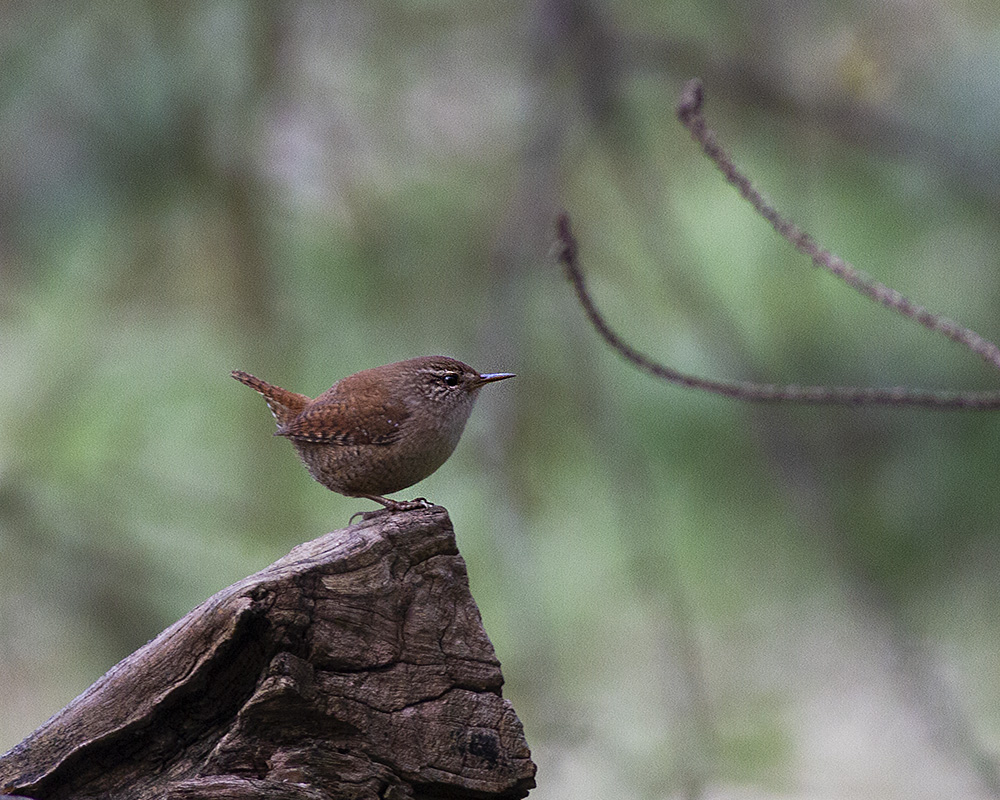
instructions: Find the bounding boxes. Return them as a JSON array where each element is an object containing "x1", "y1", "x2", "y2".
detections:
[{"x1": 0, "y1": 506, "x2": 536, "y2": 800}]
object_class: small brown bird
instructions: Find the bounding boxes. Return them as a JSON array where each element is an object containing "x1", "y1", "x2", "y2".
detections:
[{"x1": 232, "y1": 356, "x2": 514, "y2": 512}]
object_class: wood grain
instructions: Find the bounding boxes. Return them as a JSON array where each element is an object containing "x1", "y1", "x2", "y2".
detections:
[{"x1": 0, "y1": 507, "x2": 535, "y2": 800}]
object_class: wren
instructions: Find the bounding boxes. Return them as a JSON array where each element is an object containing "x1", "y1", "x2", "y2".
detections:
[{"x1": 232, "y1": 356, "x2": 514, "y2": 512}]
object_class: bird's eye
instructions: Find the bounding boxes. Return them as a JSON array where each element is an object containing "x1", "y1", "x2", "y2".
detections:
[{"x1": 443, "y1": 373, "x2": 460, "y2": 387}]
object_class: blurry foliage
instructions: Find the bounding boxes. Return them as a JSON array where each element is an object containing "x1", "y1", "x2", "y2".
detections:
[{"x1": 4, "y1": 1, "x2": 1000, "y2": 798}]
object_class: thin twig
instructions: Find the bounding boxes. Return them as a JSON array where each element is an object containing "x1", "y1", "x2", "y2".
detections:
[
  {"x1": 556, "y1": 213, "x2": 1000, "y2": 409},
  {"x1": 677, "y1": 79, "x2": 1000, "y2": 374}
]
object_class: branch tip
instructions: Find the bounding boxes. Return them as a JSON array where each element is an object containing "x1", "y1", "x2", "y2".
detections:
[
  {"x1": 677, "y1": 79, "x2": 704, "y2": 121},
  {"x1": 555, "y1": 211, "x2": 577, "y2": 269}
]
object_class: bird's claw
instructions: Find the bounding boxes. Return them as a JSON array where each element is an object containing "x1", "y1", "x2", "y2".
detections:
[{"x1": 349, "y1": 497, "x2": 434, "y2": 524}]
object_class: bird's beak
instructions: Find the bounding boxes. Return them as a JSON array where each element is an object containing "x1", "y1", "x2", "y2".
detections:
[{"x1": 476, "y1": 372, "x2": 515, "y2": 386}]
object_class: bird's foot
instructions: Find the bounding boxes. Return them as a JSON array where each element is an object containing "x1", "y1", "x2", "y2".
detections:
[{"x1": 349, "y1": 496, "x2": 434, "y2": 524}]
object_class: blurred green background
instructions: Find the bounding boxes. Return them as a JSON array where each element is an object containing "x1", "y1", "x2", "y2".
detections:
[{"x1": 5, "y1": 1, "x2": 1000, "y2": 798}]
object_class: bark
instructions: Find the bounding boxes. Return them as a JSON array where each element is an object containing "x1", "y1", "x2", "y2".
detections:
[{"x1": 0, "y1": 506, "x2": 535, "y2": 800}]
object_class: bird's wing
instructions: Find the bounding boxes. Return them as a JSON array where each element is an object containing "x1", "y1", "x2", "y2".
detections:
[{"x1": 278, "y1": 390, "x2": 409, "y2": 446}]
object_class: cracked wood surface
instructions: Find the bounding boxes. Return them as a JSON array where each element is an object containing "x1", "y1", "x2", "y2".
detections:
[{"x1": 0, "y1": 506, "x2": 536, "y2": 800}]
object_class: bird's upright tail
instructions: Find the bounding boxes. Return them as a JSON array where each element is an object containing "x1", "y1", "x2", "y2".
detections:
[{"x1": 231, "y1": 370, "x2": 310, "y2": 428}]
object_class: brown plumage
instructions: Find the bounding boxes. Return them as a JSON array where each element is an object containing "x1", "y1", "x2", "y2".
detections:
[{"x1": 232, "y1": 356, "x2": 514, "y2": 511}]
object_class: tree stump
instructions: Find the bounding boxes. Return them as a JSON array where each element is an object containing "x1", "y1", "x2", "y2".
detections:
[{"x1": 0, "y1": 506, "x2": 536, "y2": 799}]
